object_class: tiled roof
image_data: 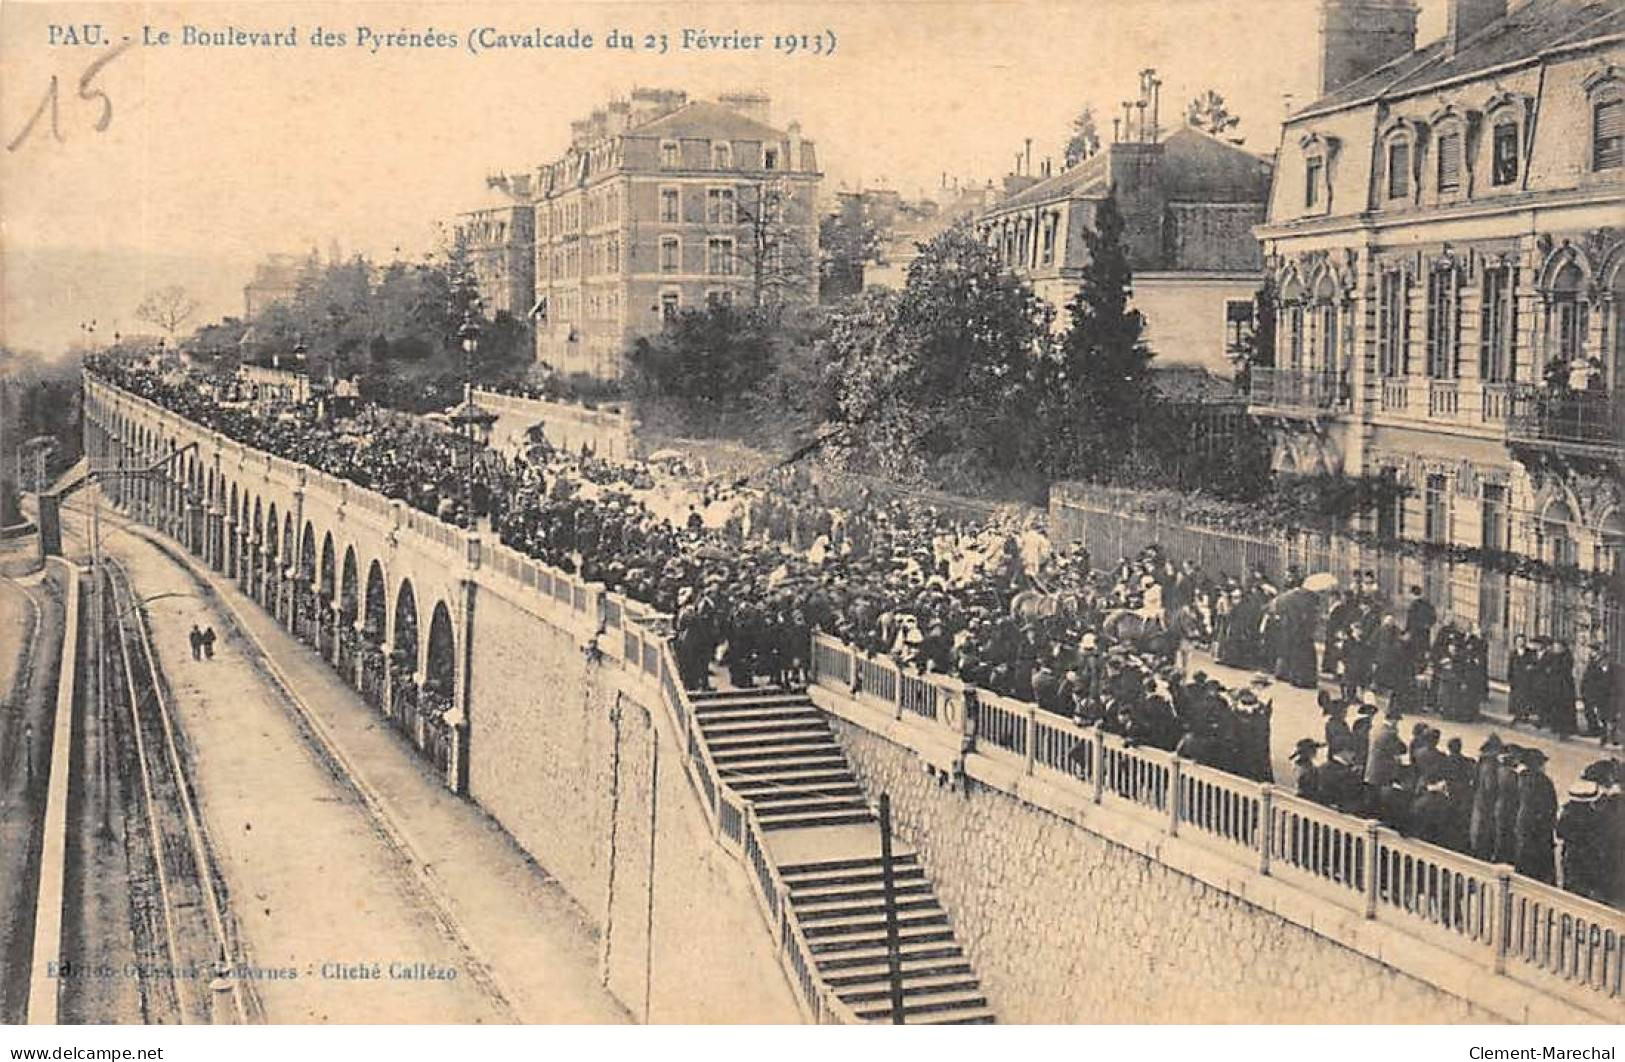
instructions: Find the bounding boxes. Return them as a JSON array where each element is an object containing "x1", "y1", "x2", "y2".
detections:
[
  {"x1": 989, "y1": 127, "x2": 1272, "y2": 214},
  {"x1": 1299, "y1": 0, "x2": 1625, "y2": 117},
  {"x1": 629, "y1": 100, "x2": 790, "y2": 142},
  {"x1": 993, "y1": 153, "x2": 1109, "y2": 212}
]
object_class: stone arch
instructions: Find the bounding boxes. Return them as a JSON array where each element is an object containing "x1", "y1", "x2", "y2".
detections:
[
  {"x1": 393, "y1": 579, "x2": 421, "y2": 672},
  {"x1": 340, "y1": 546, "x2": 360, "y2": 623},
  {"x1": 264, "y1": 502, "x2": 279, "y2": 561},
  {"x1": 318, "y1": 532, "x2": 336, "y2": 601},
  {"x1": 363, "y1": 559, "x2": 388, "y2": 639},
  {"x1": 425, "y1": 601, "x2": 457, "y2": 700},
  {"x1": 300, "y1": 521, "x2": 318, "y2": 583},
  {"x1": 1536, "y1": 241, "x2": 1595, "y2": 293}
]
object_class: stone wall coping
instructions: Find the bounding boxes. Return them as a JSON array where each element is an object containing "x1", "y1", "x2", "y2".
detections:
[{"x1": 810, "y1": 684, "x2": 1606, "y2": 1025}]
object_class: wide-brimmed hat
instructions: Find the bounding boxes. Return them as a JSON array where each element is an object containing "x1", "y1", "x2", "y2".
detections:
[{"x1": 1567, "y1": 780, "x2": 1602, "y2": 801}]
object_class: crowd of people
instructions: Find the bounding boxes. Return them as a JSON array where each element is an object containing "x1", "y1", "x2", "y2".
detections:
[{"x1": 91, "y1": 359, "x2": 1623, "y2": 907}]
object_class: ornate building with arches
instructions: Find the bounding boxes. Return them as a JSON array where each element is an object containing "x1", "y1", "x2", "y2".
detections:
[{"x1": 1253, "y1": 0, "x2": 1623, "y2": 656}]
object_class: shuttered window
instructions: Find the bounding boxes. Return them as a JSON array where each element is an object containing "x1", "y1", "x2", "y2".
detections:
[
  {"x1": 1595, "y1": 100, "x2": 1624, "y2": 170},
  {"x1": 1436, "y1": 132, "x2": 1462, "y2": 192},
  {"x1": 1492, "y1": 123, "x2": 1519, "y2": 185},
  {"x1": 1388, "y1": 140, "x2": 1410, "y2": 199}
]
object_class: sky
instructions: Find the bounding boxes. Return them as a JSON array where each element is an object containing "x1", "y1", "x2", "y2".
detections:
[{"x1": 0, "y1": 0, "x2": 1452, "y2": 356}]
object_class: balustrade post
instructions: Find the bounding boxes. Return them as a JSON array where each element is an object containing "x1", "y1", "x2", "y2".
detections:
[
  {"x1": 1167, "y1": 756, "x2": 1182, "y2": 835},
  {"x1": 1363, "y1": 821, "x2": 1381, "y2": 919},
  {"x1": 1024, "y1": 703, "x2": 1036, "y2": 776},
  {"x1": 1493, "y1": 868, "x2": 1513, "y2": 975},
  {"x1": 1257, "y1": 785, "x2": 1274, "y2": 875},
  {"x1": 1092, "y1": 725, "x2": 1106, "y2": 805}
]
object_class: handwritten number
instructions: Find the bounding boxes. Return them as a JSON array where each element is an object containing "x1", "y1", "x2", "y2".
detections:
[
  {"x1": 7, "y1": 75, "x2": 62, "y2": 153},
  {"x1": 8, "y1": 39, "x2": 132, "y2": 152},
  {"x1": 79, "y1": 38, "x2": 133, "y2": 131}
]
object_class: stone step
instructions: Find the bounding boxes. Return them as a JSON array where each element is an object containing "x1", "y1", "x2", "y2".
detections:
[
  {"x1": 813, "y1": 941, "x2": 966, "y2": 971},
  {"x1": 759, "y1": 810, "x2": 876, "y2": 831},
  {"x1": 705, "y1": 732, "x2": 835, "y2": 753},
  {"x1": 746, "y1": 786, "x2": 866, "y2": 807},
  {"x1": 722, "y1": 769, "x2": 858, "y2": 791},
  {"x1": 691, "y1": 690, "x2": 808, "y2": 708},
  {"x1": 901, "y1": 1006, "x2": 998, "y2": 1025},
  {"x1": 835, "y1": 973, "x2": 984, "y2": 1006},
  {"x1": 793, "y1": 894, "x2": 942, "y2": 923},
  {"x1": 709, "y1": 752, "x2": 849, "y2": 774},
  {"x1": 787, "y1": 879, "x2": 936, "y2": 906},
  {"x1": 698, "y1": 716, "x2": 827, "y2": 736},
  {"x1": 800, "y1": 909, "x2": 949, "y2": 940},
  {"x1": 780, "y1": 853, "x2": 920, "y2": 878},
  {"x1": 821, "y1": 955, "x2": 975, "y2": 987},
  {"x1": 851, "y1": 990, "x2": 990, "y2": 1023}
]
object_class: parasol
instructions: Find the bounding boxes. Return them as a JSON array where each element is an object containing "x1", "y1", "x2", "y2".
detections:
[
  {"x1": 647, "y1": 449, "x2": 685, "y2": 463},
  {"x1": 1302, "y1": 572, "x2": 1339, "y2": 593}
]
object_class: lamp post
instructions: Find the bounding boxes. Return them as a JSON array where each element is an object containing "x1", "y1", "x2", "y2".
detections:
[{"x1": 447, "y1": 311, "x2": 495, "y2": 527}]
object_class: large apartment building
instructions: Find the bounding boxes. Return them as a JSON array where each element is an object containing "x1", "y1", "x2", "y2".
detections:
[
  {"x1": 454, "y1": 174, "x2": 537, "y2": 319},
  {"x1": 530, "y1": 89, "x2": 822, "y2": 379},
  {"x1": 1254, "y1": 0, "x2": 1624, "y2": 651}
]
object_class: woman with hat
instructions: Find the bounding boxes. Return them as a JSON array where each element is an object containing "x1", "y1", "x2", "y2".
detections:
[
  {"x1": 1469, "y1": 740, "x2": 1501, "y2": 863},
  {"x1": 1556, "y1": 780, "x2": 1606, "y2": 901},
  {"x1": 1514, "y1": 747, "x2": 1558, "y2": 884}
]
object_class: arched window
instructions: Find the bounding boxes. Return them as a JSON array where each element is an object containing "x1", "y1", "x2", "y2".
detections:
[
  {"x1": 1585, "y1": 66, "x2": 1624, "y2": 172},
  {"x1": 1540, "y1": 499, "x2": 1578, "y2": 567},
  {"x1": 1382, "y1": 127, "x2": 1415, "y2": 202},
  {"x1": 1549, "y1": 261, "x2": 1589, "y2": 368}
]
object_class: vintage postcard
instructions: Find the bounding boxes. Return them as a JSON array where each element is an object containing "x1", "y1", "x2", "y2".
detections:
[{"x1": 1, "y1": 0, "x2": 1620, "y2": 1039}]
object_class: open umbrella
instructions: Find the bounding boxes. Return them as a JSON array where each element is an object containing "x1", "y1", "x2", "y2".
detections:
[
  {"x1": 647, "y1": 448, "x2": 685, "y2": 463},
  {"x1": 1302, "y1": 572, "x2": 1339, "y2": 593}
]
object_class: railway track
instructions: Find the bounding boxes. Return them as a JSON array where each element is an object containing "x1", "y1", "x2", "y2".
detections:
[{"x1": 97, "y1": 557, "x2": 254, "y2": 1025}]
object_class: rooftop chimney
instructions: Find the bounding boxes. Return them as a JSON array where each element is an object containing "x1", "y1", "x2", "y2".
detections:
[
  {"x1": 1445, "y1": 0, "x2": 1506, "y2": 58},
  {"x1": 1317, "y1": 0, "x2": 1419, "y2": 98}
]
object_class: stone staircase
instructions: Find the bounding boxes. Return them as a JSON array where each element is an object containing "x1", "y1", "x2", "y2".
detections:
[{"x1": 690, "y1": 687, "x2": 995, "y2": 1025}]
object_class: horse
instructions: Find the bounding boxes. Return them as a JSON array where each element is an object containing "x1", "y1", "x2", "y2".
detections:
[{"x1": 1103, "y1": 608, "x2": 1181, "y2": 661}]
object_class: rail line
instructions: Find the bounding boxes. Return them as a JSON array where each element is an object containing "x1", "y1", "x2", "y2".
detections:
[{"x1": 100, "y1": 557, "x2": 252, "y2": 1025}]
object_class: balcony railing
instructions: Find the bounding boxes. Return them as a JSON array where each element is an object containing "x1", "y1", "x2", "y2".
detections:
[
  {"x1": 1247, "y1": 367, "x2": 1350, "y2": 415},
  {"x1": 1507, "y1": 386, "x2": 1624, "y2": 455}
]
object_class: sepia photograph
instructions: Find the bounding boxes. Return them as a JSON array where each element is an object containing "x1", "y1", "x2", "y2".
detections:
[{"x1": 0, "y1": 0, "x2": 1620, "y2": 1044}]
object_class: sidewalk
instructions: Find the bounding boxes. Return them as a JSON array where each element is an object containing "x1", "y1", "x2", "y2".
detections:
[{"x1": 118, "y1": 521, "x2": 628, "y2": 1024}]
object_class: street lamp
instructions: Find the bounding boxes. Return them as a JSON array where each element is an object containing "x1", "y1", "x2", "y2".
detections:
[{"x1": 447, "y1": 311, "x2": 496, "y2": 527}]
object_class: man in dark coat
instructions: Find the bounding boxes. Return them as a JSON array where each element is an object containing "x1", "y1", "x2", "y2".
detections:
[
  {"x1": 1493, "y1": 746, "x2": 1523, "y2": 866},
  {"x1": 1508, "y1": 635, "x2": 1537, "y2": 725},
  {"x1": 1350, "y1": 695, "x2": 1377, "y2": 776},
  {"x1": 1514, "y1": 748, "x2": 1559, "y2": 884},
  {"x1": 1469, "y1": 734, "x2": 1503, "y2": 861},
  {"x1": 1580, "y1": 645, "x2": 1616, "y2": 743},
  {"x1": 1404, "y1": 586, "x2": 1435, "y2": 670}
]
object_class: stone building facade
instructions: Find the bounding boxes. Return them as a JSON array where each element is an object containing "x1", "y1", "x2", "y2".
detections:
[
  {"x1": 976, "y1": 79, "x2": 1274, "y2": 376},
  {"x1": 454, "y1": 174, "x2": 537, "y2": 319},
  {"x1": 531, "y1": 89, "x2": 822, "y2": 380},
  {"x1": 1254, "y1": 0, "x2": 1624, "y2": 654}
]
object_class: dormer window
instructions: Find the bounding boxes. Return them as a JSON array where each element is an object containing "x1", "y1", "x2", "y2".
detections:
[
  {"x1": 1387, "y1": 140, "x2": 1411, "y2": 199},
  {"x1": 660, "y1": 140, "x2": 679, "y2": 168},
  {"x1": 764, "y1": 147, "x2": 778, "y2": 171},
  {"x1": 1584, "y1": 66, "x2": 1624, "y2": 172},
  {"x1": 1436, "y1": 132, "x2": 1463, "y2": 193},
  {"x1": 1596, "y1": 99, "x2": 1623, "y2": 170},
  {"x1": 1491, "y1": 122, "x2": 1519, "y2": 185},
  {"x1": 1305, "y1": 158, "x2": 1323, "y2": 207},
  {"x1": 712, "y1": 141, "x2": 733, "y2": 169},
  {"x1": 1297, "y1": 131, "x2": 1338, "y2": 215}
]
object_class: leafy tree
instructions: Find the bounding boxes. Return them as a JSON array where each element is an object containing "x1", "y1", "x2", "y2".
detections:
[
  {"x1": 1186, "y1": 90, "x2": 1240, "y2": 137},
  {"x1": 134, "y1": 285, "x2": 199, "y2": 345},
  {"x1": 821, "y1": 223, "x2": 1053, "y2": 482},
  {"x1": 627, "y1": 304, "x2": 775, "y2": 404},
  {"x1": 1064, "y1": 105, "x2": 1101, "y2": 168}
]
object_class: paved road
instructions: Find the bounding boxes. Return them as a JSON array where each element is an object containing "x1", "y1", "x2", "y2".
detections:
[{"x1": 60, "y1": 497, "x2": 625, "y2": 1024}]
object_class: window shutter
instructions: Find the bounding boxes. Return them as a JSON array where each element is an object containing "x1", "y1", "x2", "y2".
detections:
[
  {"x1": 1437, "y1": 133, "x2": 1461, "y2": 190},
  {"x1": 1595, "y1": 100, "x2": 1624, "y2": 169}
]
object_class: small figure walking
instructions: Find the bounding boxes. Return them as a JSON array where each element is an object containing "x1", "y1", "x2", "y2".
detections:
[
  {"x1": 202, "y1": 626, "x2": 216, "y2": 661},
  {"x1": 189, "y1": 624, "x2": 203, "y2": 660},
  {"x1": 24, "y1": 721, "x2": 35, "y2": 788}
]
